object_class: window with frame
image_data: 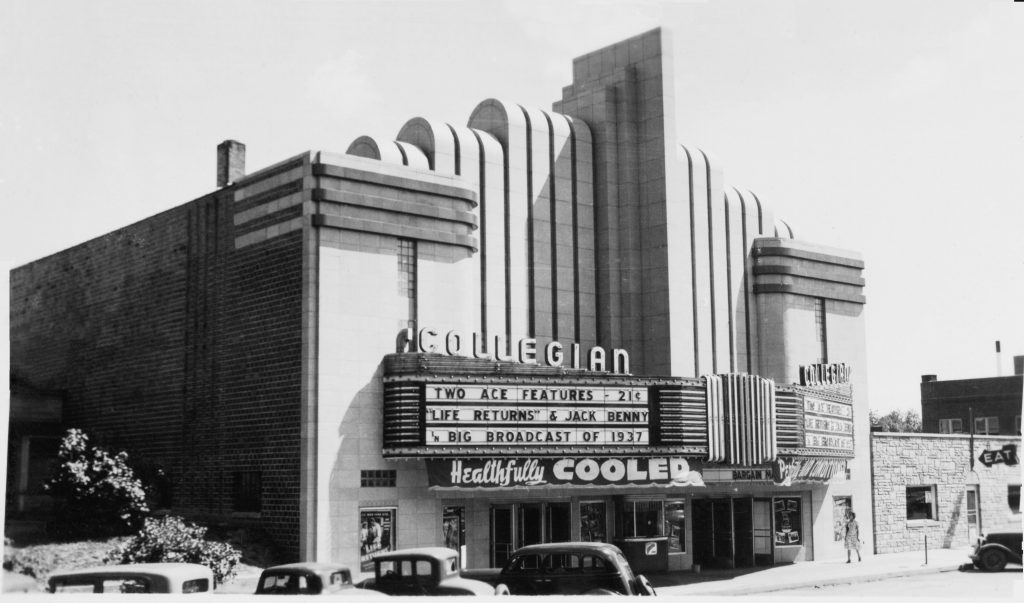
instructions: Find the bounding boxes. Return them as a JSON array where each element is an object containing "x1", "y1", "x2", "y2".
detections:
[
  {"x1": 1009, "y1": 485, "x2": 1021, "y2": 513},
  {"x1": 814, "y1": 298, "x2": 828, "y2": 363},
  {"x1": 620, "y1": 500, "x2": 663, "y2": 538},
  {"x1": 938, "y1": 418, "x2": 963, "y2": 434},
  {"x1": 974, "y1": 416, "x2": 999, "y2": 435},
  {"x1": 360, "y1": 470, "x2": 397, "y2": 487},
  {"x1": 398, "y1": 239, "x2": 417, "y2": 331},
  {"x1": 906, "y1": 485, "x2": 937, "y2": 520},
  {"x1": 232, "y1": 470, "x2": 262, "y2": 513}
]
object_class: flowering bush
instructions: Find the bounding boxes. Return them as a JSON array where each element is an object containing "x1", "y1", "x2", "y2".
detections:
[
  {"x1": 108, "y1": 516, "x2": 241, "y2": 585},
  {"x1": 44, "y1": 429, "x2": 149, "y2": 539}
]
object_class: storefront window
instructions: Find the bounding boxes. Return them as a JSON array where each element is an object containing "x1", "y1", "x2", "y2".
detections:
[
  {"x1": 773, "y1": 497, "x2": 802, "y2": 546},
  {"x1": 665, "y1": 500, "x2": 686, "y2": 553},
  {"x1": 580, "y1": 501, "x2": 606, "y2": 542},
  {"x1": 906, "y1": 485, "x2": 937, "y2": 520},
  {"x1": 360, "y1": 508, "x2": 396, "y2": 572},
  {"x1": 621, "y1": 500, "x2": 663, "y2": 538},
  {"x1": 442, "y1": 506, "x2": 465, "y2": 566}
]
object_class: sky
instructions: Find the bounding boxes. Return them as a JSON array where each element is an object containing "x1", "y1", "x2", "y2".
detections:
[{"x1": 2, "y1": 0, "x2": 1022, "y2": 414}]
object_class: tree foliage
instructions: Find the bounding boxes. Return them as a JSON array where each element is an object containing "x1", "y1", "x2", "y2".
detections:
[
  {"x1": 43, "y1": 429, "x2": 149, "y2": 539},
  {"x1": 869, "y1": 409, "x2": 922, "y2": 433},
  {"x1": 107, "y1": 516, "x2": 242, "y2": 585}
]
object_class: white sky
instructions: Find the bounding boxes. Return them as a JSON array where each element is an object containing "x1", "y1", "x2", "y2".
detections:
[{"x1": 2, "y1": 0, "x2": 1022, "y2": 414}]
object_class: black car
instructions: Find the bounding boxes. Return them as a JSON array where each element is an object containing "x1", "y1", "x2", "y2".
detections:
[
  {"x1": 463, "y1": 542, "x2": 656, "y2": 596},
  {"x1": 970, "y1": 531, "x2": 1023, "y2": 571}
]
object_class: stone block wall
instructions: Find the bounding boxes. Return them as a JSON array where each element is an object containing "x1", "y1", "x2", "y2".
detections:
[{"x1": 871, "y1": 433, "x2": 1022, "y2": 553}]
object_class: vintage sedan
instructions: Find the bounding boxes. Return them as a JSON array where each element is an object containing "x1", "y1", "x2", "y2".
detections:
[
  {"x1": 255, "y1": 562, "x2": 384, "y2": 596},
  {"x1": 970, "y1": 531, "x2": 1023, "y2": 572},
  {"x1": 462, "y1": 542, "x2": 656, "y2": 596},
  {"x1": 47, "y1": 563, "x2": 213, "y2": 594},
  {"x1": 357, "y1": 547, "x2": 496, "y2": 596}
]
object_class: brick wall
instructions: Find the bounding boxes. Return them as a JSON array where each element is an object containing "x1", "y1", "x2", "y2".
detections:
[
  {"x1": 9, "y1": 191, "x2": 306, "y2": 559},
  {"x1": 871, "y1": 433, "x2": 1022, "y2": 553}
]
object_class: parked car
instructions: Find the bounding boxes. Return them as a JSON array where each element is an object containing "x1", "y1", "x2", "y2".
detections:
[
  {"x1": 357, "y1": 547, "x2": 496, "y2": 596},
  {"x1": 462, "y1": 542, "x2": 657, "y2": 596},
  {"x1": 255, "y1": 562, "x2": 384, "y2": 596},
  {"x1": 970, "y1": 531, "x2": 1023, "y2": 571},
  {"x1": 46, "y1": 563, "x2": 214, "y2": 594}
]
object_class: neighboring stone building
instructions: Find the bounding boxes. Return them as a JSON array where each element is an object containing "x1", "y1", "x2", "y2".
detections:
[
  {"x1": 871, "y1": 433, "x2": 1021, "y2": 554},
  {"x1": 8, "y1": 29, "x2": 871, "y2": 571}
]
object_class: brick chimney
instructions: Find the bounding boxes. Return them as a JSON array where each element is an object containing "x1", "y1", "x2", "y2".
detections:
[{"x1": 217, "y1": 140, "x2": 246, "y2": 187}]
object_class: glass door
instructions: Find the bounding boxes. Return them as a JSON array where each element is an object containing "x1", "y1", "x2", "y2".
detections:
[
  {"x1": 966, "y1": 486, "x2": 980, "y2": 544},
  {"x1": 752, "y1": 499, "x2": 773, "y2": 566},
  {"x1": 491, "y1": 505, "x2": 514, "y2": 568}
]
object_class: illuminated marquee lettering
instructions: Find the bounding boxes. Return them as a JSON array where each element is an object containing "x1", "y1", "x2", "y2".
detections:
[
  {"x1": 424, "y1": 383, "x2": 650, "y2": 447},
  {"x1": 402, "y1": 328, "x2": 630, "y2": 374}
]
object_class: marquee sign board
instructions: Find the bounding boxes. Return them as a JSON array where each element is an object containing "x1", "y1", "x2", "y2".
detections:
[
  {"x1": 802, "y1": 396, "x2": 854, "y2": 452},
  {"x1": 426, "y1": 457, "x2": 705, "y2": 488},
  {"x1": 425, "y1": 383, "x2": 650, "y2": 446}
]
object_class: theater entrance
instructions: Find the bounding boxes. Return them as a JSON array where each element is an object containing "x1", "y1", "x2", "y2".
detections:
[
  {"x1": 490, "y1": 502, "x2": 571, "y2": 567},
  {"x1": 692, "y1": 498, "x2": 774, "y2": 569}
]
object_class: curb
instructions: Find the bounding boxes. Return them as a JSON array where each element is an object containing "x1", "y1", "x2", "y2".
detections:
[{"x1": 680, "y1": 562, "x2": 963, "y2": 596}]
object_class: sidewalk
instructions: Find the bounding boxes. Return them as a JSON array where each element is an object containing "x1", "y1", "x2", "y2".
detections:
[{"x1": 647, "y1": 546, "x2": 973, "y2": 596}]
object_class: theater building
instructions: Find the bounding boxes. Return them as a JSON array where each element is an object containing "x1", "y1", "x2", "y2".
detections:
[{"x1": 8, "y1": 29, "x2": 871, "y2": 571}]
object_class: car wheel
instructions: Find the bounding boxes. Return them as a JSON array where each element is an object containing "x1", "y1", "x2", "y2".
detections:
[
  {"x1": 979, "y1": 549, "x2": 1007, "y2": 572},
  {"x1": 494, "y1": 583, "x2": 511, "y2": 595}
]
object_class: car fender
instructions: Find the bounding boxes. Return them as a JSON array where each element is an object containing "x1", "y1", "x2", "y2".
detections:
[{"x1": 973, "y1": 543, "x2": 1022, "y2": 562}]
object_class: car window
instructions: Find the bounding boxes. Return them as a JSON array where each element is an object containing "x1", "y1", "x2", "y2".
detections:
[
  {"x1": 330, "y1": 570, "x2": 351, "y2": 586},
  {"x1": 580, "y1": 555, "x2": 608, "y2": 572},
  {"x1": 52, "y1": 581, "x2": 98, "y2": 593},
  {"x1": 103, "y1": 578, "x2": 150, "y2": 593},
  {"x1": 261, "y1": 574, "x2": 309, "y2": 593},
  {"x1": 544, "y1": 553, "x2": 582, "y2": 573},
  {"x1": 182, "y1": 578, "x2": 210, "y2": 593},
  {"x1": 443, "y1": 556, "x2": 459, "y2": 576},
  {"x1": 508, "y1": 554, "x2": 542, "y2": 573}
]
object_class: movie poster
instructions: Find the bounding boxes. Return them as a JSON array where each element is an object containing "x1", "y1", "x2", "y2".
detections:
[
  {"x1": 360, "y1": 508, "x2": 396, "y2": 572},
  {"x1": 774, "y1": 498, "x2": 802, "y2": 545},
  {"x1": 833, "y1": 496, "x2": 852, "y2": 542}
]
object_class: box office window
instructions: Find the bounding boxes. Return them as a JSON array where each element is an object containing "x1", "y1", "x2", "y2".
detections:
[
  {"x1": 620, "y1": 500, "x2": 663, "y2": 538},
  {"x1": 938, "y1": 418, "x2": 962, "y2": 434},
  {"x1": 1009, "y1": 485, "x2": 1021, "y2": 513},
  {"x1": 907, "y1": 485, "x2": 937, "y2": 520},
  {"x1": 773, "y1": 498, "x2": 802, "y2": 546},
  {"x1": 232, "y1": 470, "x2": 262, "y2": 513}
]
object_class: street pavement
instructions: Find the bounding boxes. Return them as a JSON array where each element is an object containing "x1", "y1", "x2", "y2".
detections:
[{"x1": 646, "y1": 546, "x2": 975, "y2": 596}]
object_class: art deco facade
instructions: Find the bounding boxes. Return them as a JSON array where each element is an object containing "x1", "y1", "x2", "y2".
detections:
[{"x1": 9, "y1": 29, "x2": 870, "y2": 572}]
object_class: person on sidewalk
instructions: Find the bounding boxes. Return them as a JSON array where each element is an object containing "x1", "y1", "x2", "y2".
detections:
[{"x1": 843, "y1": 512, "x2": 862, "y2": 562}]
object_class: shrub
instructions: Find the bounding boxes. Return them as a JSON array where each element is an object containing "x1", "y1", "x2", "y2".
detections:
[
  {"x1": 44, "y1": 429, "x2": 149, "y2": 539},
  {"x1": 6, "y1": 538, "x2": 129, "y2": 588},
  {"x1": 108, "y1": 516, "x2": 242, "y2": 585}
]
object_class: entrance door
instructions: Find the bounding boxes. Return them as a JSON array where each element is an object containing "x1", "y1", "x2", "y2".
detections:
[
  {"x1": 712, "y1": 499, "x2": 734, "y2": 568},
  {"x1": 518, "y1": 503, "x2": 544, "y2": 547},
  {"x1": 491, "y1": 505, "x2": 514, "y2": 568},
  {"x1": 752, "y1": 499, "x2": 773, "y2": 566},
  {"x1": 546, "y1": 502, "x2": 572, "y2": 542},
  {"x1": 733, "y1": 498, "x2": 754, "y2": 568},
  {"x1": 692, "y1": 499, "x2": 715, "y2": 568},
  {"x1": 966, "y1": 487, "x2": 980, "y2": 544}
]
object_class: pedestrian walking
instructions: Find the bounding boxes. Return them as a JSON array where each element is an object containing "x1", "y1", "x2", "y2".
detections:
[{"x1": 843, "y1": 512, "x2": 862, "y2": 562}]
